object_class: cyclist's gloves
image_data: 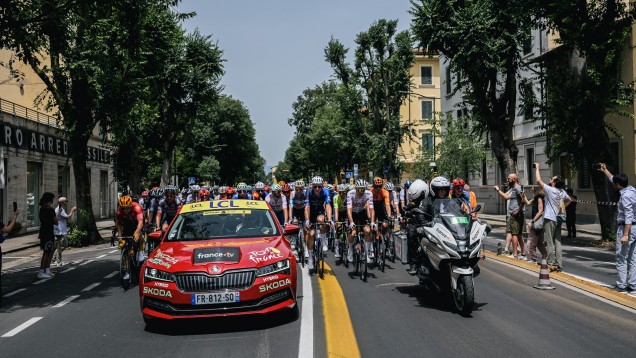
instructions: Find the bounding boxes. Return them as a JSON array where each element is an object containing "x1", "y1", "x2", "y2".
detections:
[
  {"x1": 305, "y1": 220, "x2": 311, "y2": 228},
  {"x1": 349, "y1": 222, "x2": 356, "y2": 229},
  {"x1": 371, "y1": 222, "x2": 378, "y2": 230}
]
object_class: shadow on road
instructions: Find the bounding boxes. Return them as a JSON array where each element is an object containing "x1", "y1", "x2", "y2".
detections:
[{"x1": 394, "y1": 283, "x2": 487, "y2": 317}]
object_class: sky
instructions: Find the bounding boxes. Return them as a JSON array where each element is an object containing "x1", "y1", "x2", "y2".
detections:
[{"x1": 177, "y1": 0, "x2": 413, "y2": 170}]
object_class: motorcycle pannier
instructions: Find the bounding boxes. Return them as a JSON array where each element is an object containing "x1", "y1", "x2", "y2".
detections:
[{"x1": 393, "y1": 230, "x2": 409, "y2": 264}]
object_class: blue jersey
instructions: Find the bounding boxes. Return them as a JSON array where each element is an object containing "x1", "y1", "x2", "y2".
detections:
[
  {"x1": 232, "y1": 193, "x2": 253, "y2": 200},
  {"x1": 304, "y1": 188, "x2": 331, "y2": 215}
]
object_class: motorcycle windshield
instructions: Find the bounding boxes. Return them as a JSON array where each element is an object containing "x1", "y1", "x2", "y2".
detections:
[{"x1": 432, "y1": 199, "x2": 470, "y2": 240}]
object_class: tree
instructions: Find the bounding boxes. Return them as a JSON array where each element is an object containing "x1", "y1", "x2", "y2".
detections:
[
  {"x1": 196, "y1": 156, "x2": 220, "y2": 182},
  {"x1": 533, "y1": 1, "x2": 636, "y2": 239},
  {"x1": 2, "y1": 0, "x2": 180, "y2": 243},
  {"x1": 410, "y1": 0, "x2": 533, "y2": 179}
]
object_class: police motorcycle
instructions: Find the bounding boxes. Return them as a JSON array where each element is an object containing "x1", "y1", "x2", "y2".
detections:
[{"x1": 408, "y1": 180, "x2": 490, "y2": 315}]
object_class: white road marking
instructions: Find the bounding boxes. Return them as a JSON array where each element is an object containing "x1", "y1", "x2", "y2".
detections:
[
  {"x1": 489, "y1": 258, "x2": 636, "y2": 315},
  {"x1": 109, "y1": 249, "x2": 118, "y2": 254},
  {"x1": 1, "y1": 256, "x2": 31, "y2": 259},
  {"x1": 573, "y1": 255, "x2": 595, "y2": 261},
  {"x1": 33, "y1": 278, "x2": 51, "y2": 285},
  {"x1": 2, "y1": 288, "x2": 26, "y2": 298},
  {"x1": 298, "y1": 264, "x2": 314, "y2": 358},
  {"x1": 96, "y1": 254, "x2": 107, "y2": 259},
  {"x1": 61, "y1": 267, "x2": 77, "y2": 273},
  {"x1": 81, "y1": 283, "x2": 101, "y2": 292},
  {"x1": 567, "y1": 273, "x2": 613, "y2": 288},
  {"x1": 53, "y1": 295, "x2": 80, "y2": 308},
  {"x1": 104, "y1": 271, "x2": 118, "y2": 279},
  {"x1": 79, "y1": 259, "x2": 94, "y2": 266},
  {"x1": 2, "y1": 317, "x2": 43, "y2": 337}
]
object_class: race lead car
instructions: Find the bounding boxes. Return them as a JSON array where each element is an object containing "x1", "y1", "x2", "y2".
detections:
[{"x1": 140, "y1": 199, "x2": 299, "y2": 327}]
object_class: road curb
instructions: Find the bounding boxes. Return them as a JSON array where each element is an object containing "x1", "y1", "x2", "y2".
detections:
[{"x1": 483, "y1": 250, "x2": 636, "y2": 309}]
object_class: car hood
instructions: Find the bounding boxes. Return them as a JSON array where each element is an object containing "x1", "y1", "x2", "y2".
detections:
[{"x1": 147, "y1": 236, "x2": 289, "y2": 273}]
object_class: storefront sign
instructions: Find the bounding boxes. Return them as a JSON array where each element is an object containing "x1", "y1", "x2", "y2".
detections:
[{"x1": 0, "y1": 122, "x2": 110, "y2": 163}]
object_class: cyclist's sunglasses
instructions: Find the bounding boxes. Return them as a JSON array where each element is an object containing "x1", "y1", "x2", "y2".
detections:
[
  {"x1": 313, "y1": 185, "x2": 322, "y2": 189},
  {"x1": 238, "y1": 190, "x2": 247, "y2": 194}
]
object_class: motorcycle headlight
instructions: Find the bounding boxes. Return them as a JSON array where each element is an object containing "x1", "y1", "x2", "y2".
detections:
[
  {"x1": 144, "y1": 267, "x2": 175, "y2": 283},
  {"x1": 256, "y1": 259, "x2": 290, "y2": 277}
]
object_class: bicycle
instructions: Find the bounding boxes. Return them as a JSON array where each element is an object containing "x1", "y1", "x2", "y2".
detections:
[
  {"x1": 119, "y1": 236, "x2": 141, "y2": 290},
  {"x1": 335, "y1": 221, "x2": 348, "y2": 267},
  {"x1": 292, "y1": 218, "x2": 306, "y2": 268},
  {"x1": 375, "y1": 218, "x2": 395, "y2": 272},
  {"x1": 307, "y1": 222, "x2": 329, "y2": 279},
  {"x1": 352, "y1": 224, "x2": 368, "y2": 281}
]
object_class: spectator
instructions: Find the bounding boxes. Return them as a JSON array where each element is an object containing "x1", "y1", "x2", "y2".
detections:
[
  {"x1": 53, "y1": 196, "x2": 77, "y2": 267},
  {"x1": 535, "y1": 163, "x2": 571, "y2": 272},
  {"x1": 494, "y1": 173, "x2": 526, "y2": 259},
  {"x1": 521, "y1": 186, "x2": 547, "y2": 263},
  {"x1": 565, "y1": 188, "x2": 577, "y2": 238},
  {"x1": 598, "y1": 163, "x2": 636, "y2": 292},
  {"x1": 38, "y1": 192, "x2": 59, "y2": 279},
  {"x1": 464, "y1": 184, "x2": 478, "y2": 208}
]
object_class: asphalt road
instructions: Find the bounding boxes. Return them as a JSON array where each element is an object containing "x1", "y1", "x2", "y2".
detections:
[{"x1": 2, "y1": 238, "x2": 635, "y2": 358}]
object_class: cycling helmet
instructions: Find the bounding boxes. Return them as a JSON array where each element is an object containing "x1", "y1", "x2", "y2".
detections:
[
  {"x1": 219, "y1": 186, "x2": 227, "y2": 194},
  {"x1": 226, "y1": 187, "x2": 235, "y2": 195},
  {"x1": 337, "y1": 184, "x2": 347, "y2": 192},
  {"x1": 311, "y1": 176, "x2": 324, "y2": 185},
  {"x1": 430, "y1": 176, "x2": 451, "y2": 195},
  {"x1": 131, "y1": 194, "x2": 141, "y2": 203},
  {"x1": 164, "y1": 185, "x2": 177, "y2": 194},
  {"x1": 295, "y1": 180, "x2": 305, "y2": 188},
  {"x1": 271, "y1": 184, "x2": 282, "y2": 192},
  {"x1": 246, "y1": 185, "x2": 253, "y2": 191},
  {"x1": 282, "y1": 184, "x2": 291, "y2": 192},
  {"x1": 213, "y1": 185, "x2": 219, "y2": 190},
  {"x1": 155, "y1": 188, "x2": 165, "y2": 197},
  {"x1": 383, "y1": 182, "x2": 395, "y2": 191},
  {"x1": 404, "y1": 180, "x2": 412, "y2": 188},
  {"x1": 141, "y1": 190, "x2": 149, "y2": 197},
  {"x1": 373, "y1": 177, "x2": 383, "y2": 186},
  {"x1": 254, "y1": 182, "x2": 265, "y2": 190},
  {"x1": 407, "y1": 179, "x2": 430, "y2": 201},
  {"x1": 452, "y1": 178, "x2": 465, "y2": 187},
  {"x1": 326, "y1": 184, "x2": 334, "y2": 191},
  {"x1": 118, "y1": 195, "x2": 133, "y2": 208},
  {"x1": 264, "y1": 185, "x2": 270, "y2": 192},
  {"x1": 366, "y1": 182, "x2": 372, "y2": 190},
  {"x1": 199, "y1": 188, "x2": 210, "y2": 197},
  {"x1": 236, "y1": 182, "x2": 248, "y2": 191},
  {"x1": 354, "y1": 179, "x2": 366, "y2": 189}
]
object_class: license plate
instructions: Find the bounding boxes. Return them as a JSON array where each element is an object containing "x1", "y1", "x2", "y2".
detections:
[{"x1": 191, "y1": 292, "x2": 241, "y2": 305}]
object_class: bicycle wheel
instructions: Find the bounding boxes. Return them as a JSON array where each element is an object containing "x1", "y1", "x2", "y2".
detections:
[
  {"x1": 361, "y1": 245, "x2": 368, "y2": 281},
  {"x1": 389, "y1": 232, "x2": 396, "y2": 263},
  {"x1": 120, "y1": 250, "x2": 132, "y2": 290},
  {"x1": 298, "y1": 230, "x2": 305, "y2": 268},
  {"x1": 319, "y1": 243, "x2": 325, "y2": 279},
  {"x1": 353, "y1": 239, "x2": 360, "y2": 274},
  {"x1": 380, "y1": 235, "x2": 387, "y2": 273}
]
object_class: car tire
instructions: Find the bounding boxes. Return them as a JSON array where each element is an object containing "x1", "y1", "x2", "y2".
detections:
[{"x1": 280, "y1": 304, "x2": 300, "y2": 322}]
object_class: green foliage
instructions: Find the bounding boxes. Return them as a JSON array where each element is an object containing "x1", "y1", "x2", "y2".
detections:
[
  {"x1": 196, "y1": 156, "x2": 220, "y2": 182},
  {"x1": 67, "y1": 227, "x2": 88, "y2": 248}
]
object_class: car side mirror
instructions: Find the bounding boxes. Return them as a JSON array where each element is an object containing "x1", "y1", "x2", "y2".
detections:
[
  {"x1": 148, "y1": 231, "x2": 162, "y2": 241},
  {"x1": 473, "y1": 205, "x2": 482, "y2": 213},
  {"x1": 284, "y1": 224, "x2": 300, "y2": 235}
]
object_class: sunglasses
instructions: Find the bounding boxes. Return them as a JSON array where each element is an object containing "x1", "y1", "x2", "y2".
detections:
[
  {"x1": 313, "y1": 185, "x2": 322, "y2": 189},
  {"x1": 238, "y1": 190, "x2": 246, "y2": 193}
]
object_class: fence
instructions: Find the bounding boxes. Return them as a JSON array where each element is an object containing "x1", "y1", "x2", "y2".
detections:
[{"x1": 0, "y1": 97, "x2": 59, "y2": 127}]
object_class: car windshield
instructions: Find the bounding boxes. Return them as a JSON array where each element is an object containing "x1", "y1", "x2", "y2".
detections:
[{"x1": 166, "y1": 209, "x2": 279, "y2": 241}]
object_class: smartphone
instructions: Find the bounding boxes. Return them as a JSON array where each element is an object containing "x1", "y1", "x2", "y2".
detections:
[
  {"x1": 13, "y1": 201, "x2": 17, "y2": 212},
  {"x1": 520, "y1": 185, "x2": 524, "y2": 192},
  {"x1": 532, "y1": 164, "x2": 536, "y2": 168}
]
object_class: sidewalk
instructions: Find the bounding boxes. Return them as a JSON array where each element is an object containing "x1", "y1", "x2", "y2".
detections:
[{"x1": 1, "y1": 219, "x2": 115, "y2": 254}]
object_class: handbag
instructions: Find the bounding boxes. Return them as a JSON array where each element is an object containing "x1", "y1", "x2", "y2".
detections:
[
  {"x1": 556, "y1": 193, "x2": 567, "y2": 223},
  {"x1": 0, "y1": 232, "x2": 5, "y2": 244},
  {"x1": 533, "y1": 215, "x2": 544, "y2": 231}
]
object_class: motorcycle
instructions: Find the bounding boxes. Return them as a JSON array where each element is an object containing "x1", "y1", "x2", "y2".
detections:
[{"x1": 411, "y1": 198, "x2": 490, "y2": 315}]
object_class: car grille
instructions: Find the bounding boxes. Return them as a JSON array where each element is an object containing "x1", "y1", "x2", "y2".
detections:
[{"x1": 175, "y1": 270, "x2": 255, "y2": 292}]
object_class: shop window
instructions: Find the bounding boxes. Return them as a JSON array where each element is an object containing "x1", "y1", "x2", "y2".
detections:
[
  {"x1": 58, "y1": 165, "x2": 70, "y2": 197},
  {"x1": 27, "y1": 162, "x2": 42, "y2": 228}
]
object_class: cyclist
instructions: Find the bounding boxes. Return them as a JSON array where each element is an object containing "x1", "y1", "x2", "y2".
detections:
[
  {"x1": 180, "y1": 188, "x2": 189, "y2": 203},
  {"x1": 233, "y1": 183, "x2": 253, "y2": 199},
  {"x1": 199, "y1": 187, "x2": 210, "y2": 201},
  {"x1": 186, "y1": 185, "x2": 200, "y2": 203},
  {"x1": 289, "y1": 180, "x2": 306, "y2": 224},
  {"x1": 281, "y1": 184, "x2": 293, "y2": 220},
  {"x1": 155, "y1": 186, "x2": 182, "y2": 232},
  {"x1": 403, "y1": 179, "x2": 430, "y2": 274},
  {"x1": 332, "y1": 184, "x2": 349, "y2": 259},
  {"x1": 400, "y1": 180, "x2": 411, "y2": 214},
  {"x1": 140, "y1": 190, "x2": 150, "y2": 223},
  {"x1": 265, "y1": 184, "x2": 288, "y2": 226},
  {"x1": 347, "y1": 179, "x2": 374, "y2": 263},
  {"x1": 370, "y1": 177, "x2": 393, "y2": 256},
  {"x1": 116, "y1": 195, "x2": 145, "y2": 279},
  {"x1": 147, "y1": 188, "x2": 162, "y2": 228},
  {"x1": 253, "y1": 182, "x2": 266, "y2": 200},
  {"x1": 217, "y1": 186, "x2": 229, "y2": 200},
  {"x1": 304, "y1": 176, "x2": 333, "y2": 271},
  {"x1": 384, "y1": 182, "x2": 400, "y2": 221}
]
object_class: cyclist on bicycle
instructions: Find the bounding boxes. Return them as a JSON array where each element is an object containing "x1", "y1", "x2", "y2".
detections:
[
  {"x1": 265, "y1": 184, "x2": 288, "y2": 226},
  {"x1": 304, "y1": 176, "x2": 333, "y2": 271},
  {"x1": 116, "y1": 195, "x2": 145, "y2": 279},
  {"x1": 252, "y1": 182, "x2": 266, "y2": 200},
  {"x1": 217, "y1": 186, "x2": 229, "y2": 200},
  {"x1": 332, "y1": 184, "x2": 349, "y2": 259},
  {"x1": 155, "y1": 186, "x2": 182, "y2": 232},
  {"x1": 400, "y1": 180, "x2": 411, "y2": 215},
  {"x1": 147, "y1": 188, "x2": 162, "y2": 228},
  {"x1": 199, "y1": 187, "x2": 210, "y2": 201},
  {"x1": 233, "y1": 183, "x2": 253, "y2": 199},
  {"x1": 347, "y1": 179, "x2": 374, "y2": 263},
  {"x1": 281, "y1": 184, "x2": 292, "y2": 221},
  {"x1": 370, "y1": 177, "x2": 393, "y2": 244},
  {"x1": 289, "y1": 180, "x2": 306, "y2": 224},
  {"x1": 384, "y1": 182, "x2": 400, "y2": 222}
]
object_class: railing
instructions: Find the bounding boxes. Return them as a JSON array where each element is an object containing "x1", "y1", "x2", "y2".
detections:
[{"x1": 0, "y1": 97, "x2": 60, "y2": 128}]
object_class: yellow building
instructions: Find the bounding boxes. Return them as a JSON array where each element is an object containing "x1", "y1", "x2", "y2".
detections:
[{"x1": 398, "y1": 50, "x2": 442, "y2": 182}]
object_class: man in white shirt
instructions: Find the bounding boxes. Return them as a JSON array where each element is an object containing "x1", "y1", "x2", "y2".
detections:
[{"x1": 53, "y1": 197, "x2": 77, "y2": 266}]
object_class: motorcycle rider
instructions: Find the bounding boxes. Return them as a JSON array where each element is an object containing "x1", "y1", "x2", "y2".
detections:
[{"x1": 403, "y1": 179, "x2": 431, "y2": 274}]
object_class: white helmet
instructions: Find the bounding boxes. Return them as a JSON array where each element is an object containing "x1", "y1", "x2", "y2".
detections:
[
  {"x1": 407, "y1": 179, "x2": 429, "y2": 201},
  {"x1": 383, "y1": 182, "x2": 395, "y2": 191},
  {"x1": 311, "y1": 176, "x2": 324, "y2": 185},
  {"x1": 354, "y1": 179, "x2": 366, "y2": 189},
  {"x1": 254, "y1": 182, "x2": 265, "y2": 190},
  {"x1": 430, "y1": 176, "x2": 451, "y2": 195}
]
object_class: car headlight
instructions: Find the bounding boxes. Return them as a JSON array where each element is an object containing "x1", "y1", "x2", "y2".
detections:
[
  {"x1": 144, "y1": 267, "x2": 175, "y2": 283},
  {"x1": 255, "y1": 259, "x2": 290, "y2": 277}
]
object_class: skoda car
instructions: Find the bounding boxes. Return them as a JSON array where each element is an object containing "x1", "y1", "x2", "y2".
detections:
[{"x1": 139, "y1": 200, "x2": 299, "y2": 326}]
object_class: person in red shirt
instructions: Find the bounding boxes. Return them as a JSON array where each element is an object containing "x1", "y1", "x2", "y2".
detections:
[{"x1": 116, "y1": 195, "x2": 144, "y2": 249}]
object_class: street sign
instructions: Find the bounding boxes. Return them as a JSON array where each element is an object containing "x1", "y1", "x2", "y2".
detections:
[
  {"x1": 369, "y1": 171, "x2": 373, "y2": 179},
  {"x1": 188, "y1": 177, "x2": 196, "y2": 184},
  {"x1": 353, "y1": 169, "x2": 358, "y2": 177},
  {"x1": 383, "y1": 166, "x2": 389, "y2": 175},
  {"x1": 345, "y1": 172, "x2": 352, "y2": 179},
  {"x1": 353, "y1": 164, "x2": 358, "y2": 170}
]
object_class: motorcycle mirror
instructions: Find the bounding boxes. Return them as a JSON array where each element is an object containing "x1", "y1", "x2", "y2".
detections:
[{"x1": 473, "y1": 205, "x2": 482, "y2": 213}]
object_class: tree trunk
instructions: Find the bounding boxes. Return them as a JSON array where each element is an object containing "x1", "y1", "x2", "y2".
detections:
[
  {"x1": 126, "y1": 139, "x2": 142, "y2": 193},
  {"x1": 489, "y1": 129, "x2": 517, "y2": 185},
  {"x1": 160, "y1": 140, "x2": 171, "y2": 187},
  {"x1": 69, "y1": 134, "x2": 101, "y2": 244}
]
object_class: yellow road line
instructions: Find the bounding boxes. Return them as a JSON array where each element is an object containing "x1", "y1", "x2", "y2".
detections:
[{"x1": 318, "y1": 263, "x2": 361, "y2": 358}]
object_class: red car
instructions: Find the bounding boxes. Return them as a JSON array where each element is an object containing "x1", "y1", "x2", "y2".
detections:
[{"x1": 140, "y1": 199, "x2": 299, "y2": 327}]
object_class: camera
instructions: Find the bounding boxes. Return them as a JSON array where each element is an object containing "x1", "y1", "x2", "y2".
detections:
[
  {"x1": 532, "y1": 164, "x2": 536, "y2": 168},
  {"x1": 592, "y1": 163, "x2": 601, "y2": 170}
]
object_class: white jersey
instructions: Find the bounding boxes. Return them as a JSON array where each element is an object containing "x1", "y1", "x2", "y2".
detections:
[
  {"x1": 346, "y1": 189, "x2": 373, "y2": 213},
  {"x1": 400, "y1": 188, "x2": 406, "y2": 202},
  {"x1": 265, "y1": 193, "x2": 288, "y2": 212}
]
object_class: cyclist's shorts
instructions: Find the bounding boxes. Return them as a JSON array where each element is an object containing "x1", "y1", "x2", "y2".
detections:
[
  {"x1": 374, "y1": 204, "x2": 389, "y2": 222},
  {"x1": 309, "y1": 210, "x2": 325, "y2": 224},
  {"x1": 352, "y1": 211, "x2": 369, "y2": 227},
  {"x1": 292, "y1": 208, "x2": 304, "y2": 221}
]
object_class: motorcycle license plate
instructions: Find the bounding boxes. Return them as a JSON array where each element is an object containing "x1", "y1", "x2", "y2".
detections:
[{"x1": 191, "y1": 292, "x2": 240, "y2": 305}]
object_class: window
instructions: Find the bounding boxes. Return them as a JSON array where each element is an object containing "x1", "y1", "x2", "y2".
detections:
[
  {"x1": 456, "y1": 109, "x2": 463, "y2": 119},
  {"x1": 445, "y1": 66, "x2": 452, "y2": 94},
  {"x1": 421, "y1": 133, "x2": 434, "y2": 151},
  {"x1": 26, "y1": 162, "x2": 42, "y2": 228},
  {"x1": 579, "y1": 142, "x2": 619, "y2": 189},
  {"x1": 481, "y1": 159, "x2": 488, "y2": 185},
  {"x1": 522, "y1": 81, "x2": 535, "y2": 120},
  {"x1": 420, "y1": 66, "x2": 432, "y2": 85},
  {"x1": 526, "y1": 147, "x2": 535, "y2": 185},
  {"x1": 421, "y1": 100, "x2": 433, "y2": 120}
]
